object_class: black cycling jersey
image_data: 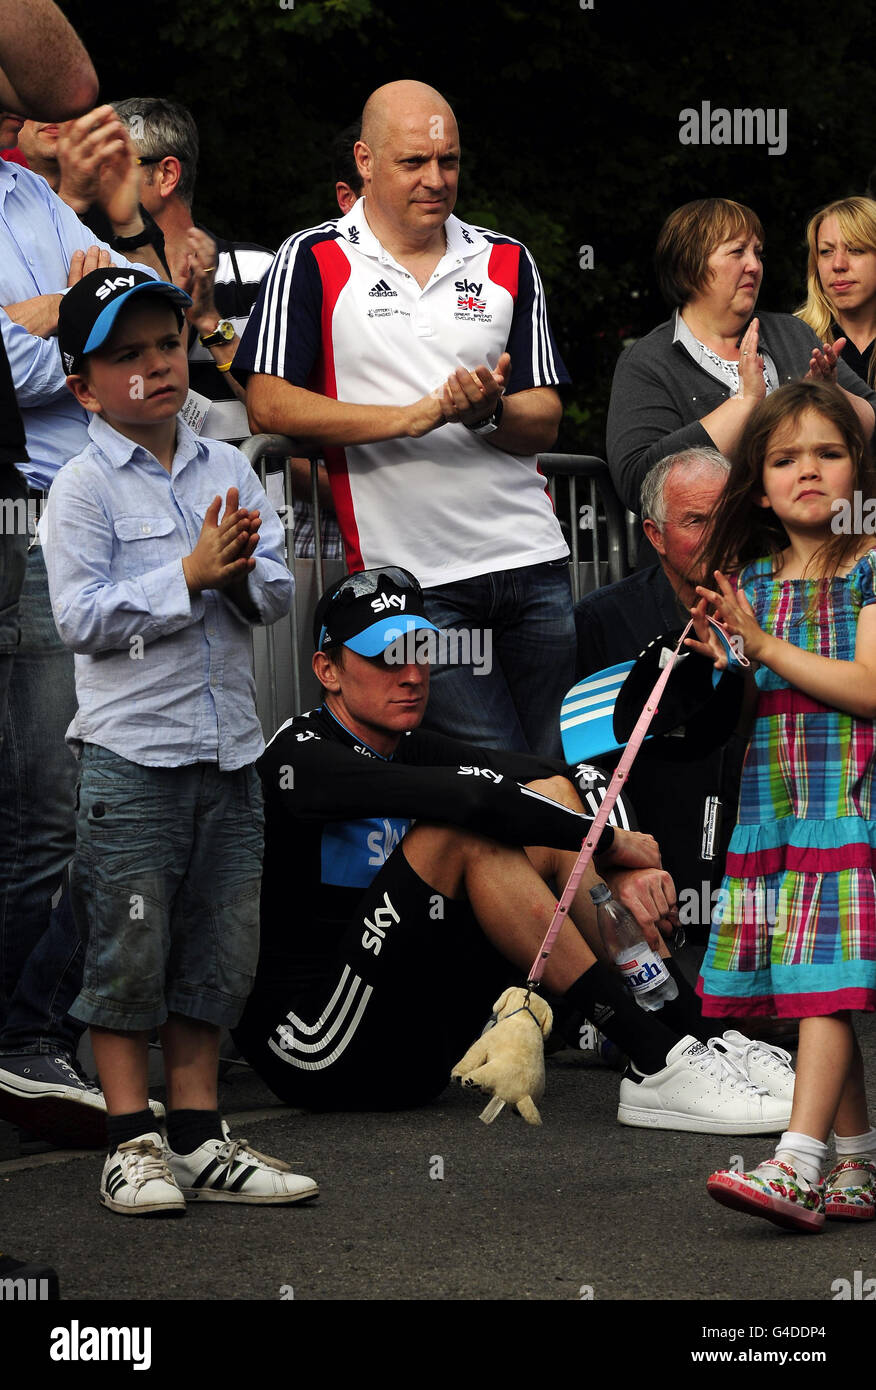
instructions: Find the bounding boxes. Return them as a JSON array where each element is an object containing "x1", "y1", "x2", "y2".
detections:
[
  {"x1": 236, "y1": 702, "x2": 636, "y2": 1109},
  {"x1": 255, "y1": 702, "x2": 632, "y2": 989}
]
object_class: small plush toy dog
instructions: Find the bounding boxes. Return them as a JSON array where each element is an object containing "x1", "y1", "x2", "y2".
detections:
[{"x1": 451, "y1": 985, "x2": 553, "y2": 1125}]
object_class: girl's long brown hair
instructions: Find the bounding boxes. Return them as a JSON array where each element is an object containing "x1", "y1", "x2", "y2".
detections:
[{"x1": 699, "y1": 381, "x2": 876, "y2": 586}]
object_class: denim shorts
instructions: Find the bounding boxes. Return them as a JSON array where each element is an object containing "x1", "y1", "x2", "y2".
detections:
[{"x1": 70, "y1": 744, "x2": 264, "y2": 1031}]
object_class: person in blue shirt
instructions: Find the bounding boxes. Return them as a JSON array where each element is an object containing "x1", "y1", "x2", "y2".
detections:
[
  {"x1": 0, "y1": 134, "x2": 164, "y2": 1148},
  {"x1": 42, "y1": 268, "x2": 317, "y2": 1216}
]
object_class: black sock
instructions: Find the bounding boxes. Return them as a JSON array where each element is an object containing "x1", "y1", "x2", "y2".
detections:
[
  {"x1": 107, "y1": 1109, "x2": 156, "y2": 1153},
  {"x1": 655, "y1": 957, "x2": 712, "y2": 1044},
  {"x1": 166, "y1": 1109, "x2": 224, "y2": 1154},
  {"x1": 564, "y1": 963, "x2": 681, "y2": 1075}
]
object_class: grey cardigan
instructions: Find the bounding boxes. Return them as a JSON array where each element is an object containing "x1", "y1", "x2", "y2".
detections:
[{"x1": 605, "y1": 310, "x2": 876, "y2": 513}]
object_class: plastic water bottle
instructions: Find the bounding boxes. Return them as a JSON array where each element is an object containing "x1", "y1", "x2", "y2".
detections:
[{"x1": 589, "y1": 882, "x2": 679, "y2": 1011}]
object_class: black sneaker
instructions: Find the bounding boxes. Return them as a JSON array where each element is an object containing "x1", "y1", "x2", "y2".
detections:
[{"x1": 0, "y1": 1054, "x2": 165, "y2": 1148}]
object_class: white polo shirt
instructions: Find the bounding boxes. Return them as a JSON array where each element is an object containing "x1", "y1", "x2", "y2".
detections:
[{"x1": 237, "y1": 200, "x2": 570, "y2": 589}]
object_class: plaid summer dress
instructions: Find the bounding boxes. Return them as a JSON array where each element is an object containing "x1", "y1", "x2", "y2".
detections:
[{"x1": 698, "y1": 549, "x2": 876, "y2": 1018}]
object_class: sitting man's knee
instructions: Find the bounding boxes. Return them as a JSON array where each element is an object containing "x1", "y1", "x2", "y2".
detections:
[
  {"x1": 401, "y1": 821, "x2": 510, "y2": 898},
  {"x1": 526, "y1": 773, "x2": 580, "y2": 811}
]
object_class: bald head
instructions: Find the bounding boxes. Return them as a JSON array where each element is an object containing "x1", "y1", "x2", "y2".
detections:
[
  {"x1": 354, "y1": 79, "x2": 460, "y2": 255},
  {"x1": 360, "y1": 80, "x2": 456, "y2": 156}
]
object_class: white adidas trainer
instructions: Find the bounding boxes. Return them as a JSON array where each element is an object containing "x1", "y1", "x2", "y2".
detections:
[
  {"x1": 165, "y1": 1122, "x2": 319, "y2": 1204},
  {"x1": 711, "y1": 1030, "x2": 796, "y2": 1103},
  {"x1": 617, "y1": 1035, "x2": 792, "y2": 1134},
  {"x1": 100, "y1": 1132, "x2": 186, "y2": 1216}
]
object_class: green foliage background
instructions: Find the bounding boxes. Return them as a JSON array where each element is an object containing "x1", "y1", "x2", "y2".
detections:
[{"x1": 65, "y1": 0, "x2": 876, "y2": 455}]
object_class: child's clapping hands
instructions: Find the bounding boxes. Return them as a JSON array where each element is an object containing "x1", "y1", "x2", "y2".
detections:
[{"x1": 183, "y1": 487, "x2": 261, "y2": 595}]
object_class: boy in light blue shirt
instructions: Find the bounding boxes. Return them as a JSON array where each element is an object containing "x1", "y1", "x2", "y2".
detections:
[{"x1": 44, "y1": 268, "x2": 318, "y2": 1216}]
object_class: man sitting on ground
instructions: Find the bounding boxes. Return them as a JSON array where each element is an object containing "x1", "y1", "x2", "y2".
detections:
[{"x1": 234, "y1": 567, "x2": 794, "y2": 1131}]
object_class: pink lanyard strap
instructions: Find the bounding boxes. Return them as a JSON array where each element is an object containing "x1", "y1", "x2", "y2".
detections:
[{"x1": 526, "y1": 615, "x2": 739, "y2": 985}]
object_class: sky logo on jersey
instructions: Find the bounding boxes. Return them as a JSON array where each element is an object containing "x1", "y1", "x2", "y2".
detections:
[
  {"x1": 366, "y1": 818, "x2": 403, "y2": 866},
  {"x1": 453, "y1": 277, "x2": 491, "y2": 321},
  {"x1": 322, "y1": 815, "x2": 412, "y2": 888},
  {"x1": 457, "y1": 766, "x2": 503, "y2": 783},
  {"x1": 368, "y1": 279, "x2": 397, "y2": 297}
]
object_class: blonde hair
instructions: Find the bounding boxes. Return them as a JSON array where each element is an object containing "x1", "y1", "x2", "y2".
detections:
[{"x1": 795, "y1": 197, "x2": 876, "y2": 384}]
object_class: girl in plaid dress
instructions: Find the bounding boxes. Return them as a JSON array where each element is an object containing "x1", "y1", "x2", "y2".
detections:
[{"x1": 687, "y1": 380, "x2": 876, "y2": 1232}]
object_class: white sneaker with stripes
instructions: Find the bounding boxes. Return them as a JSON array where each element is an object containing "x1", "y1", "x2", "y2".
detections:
[
  {"x1": 165, "y1": 1121, "x2": 319, "y2": 1205},
  {"x1": 100, "y1": 1132, "x2": 186, "y2": 1216}
]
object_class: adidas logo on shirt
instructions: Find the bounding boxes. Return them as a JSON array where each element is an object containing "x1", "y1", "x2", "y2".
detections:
[{"x1": 368, "y1": 279, "x2": 397, "y2": 297}]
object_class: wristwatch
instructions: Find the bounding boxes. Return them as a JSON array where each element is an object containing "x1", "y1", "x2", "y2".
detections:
[
  {"x1": 110, "y1": 207, "x2": 165, "y2": 254},
  {"x1": 199, "y1": 320, "x2": 235, "y2": 348},
  {"x1": 464, "y1": 395, "x2": 504, "y2": 435}
]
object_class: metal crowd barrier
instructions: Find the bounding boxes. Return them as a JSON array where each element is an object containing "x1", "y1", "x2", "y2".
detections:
[
  {"x1": 241, "y1": 436, "x2": 632, "y2": 732},
  {"x1": 239, "y1": 435, "x2": 344, "y2": 738},
  {"x1": 539, "y1": 453, "x2": 628, "y2": 601}
]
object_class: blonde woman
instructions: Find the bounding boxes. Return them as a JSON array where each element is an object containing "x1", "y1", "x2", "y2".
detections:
[
  {"x1": 606, "y1": 198, "x2": 876, "y2": 515},
  {"x1": 797, "y1": 197, "x2": 876, "y2": 385}
]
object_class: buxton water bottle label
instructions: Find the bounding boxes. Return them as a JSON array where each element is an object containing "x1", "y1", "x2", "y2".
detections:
[{"x1": 614, "y1": 943, "x2": 670, "y2": 994}]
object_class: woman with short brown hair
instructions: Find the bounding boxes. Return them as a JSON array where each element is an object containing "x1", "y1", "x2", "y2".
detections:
[{"x1": 606, "y1": 197, "x2": 876, "y2": 515}]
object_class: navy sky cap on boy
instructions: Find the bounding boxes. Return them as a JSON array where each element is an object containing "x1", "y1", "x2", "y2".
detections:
[
  {"x1": 313, "y1": 566, "x2": 441, "y2": 657},
  {"x1": 57, "y1": 268, "x2": 192, "y2": 374}
]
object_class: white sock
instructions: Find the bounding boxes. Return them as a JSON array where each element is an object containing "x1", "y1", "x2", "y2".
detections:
[
  {"x1": 834, "y1": 1127, "x2": 876, "y2": 1166},
  {"x1": 774, "y1": 1130, "x2": 829, "y2": 1185}
]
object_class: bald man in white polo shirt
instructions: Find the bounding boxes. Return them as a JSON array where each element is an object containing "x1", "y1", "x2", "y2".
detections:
[{"x1": 237, "y1": 80, "x2": 574, "y2": 756}]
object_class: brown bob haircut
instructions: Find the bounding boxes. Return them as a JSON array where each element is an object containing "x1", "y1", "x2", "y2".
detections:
[{"x1": 655, "y1": 198, "x2": 765, "y2": 308}]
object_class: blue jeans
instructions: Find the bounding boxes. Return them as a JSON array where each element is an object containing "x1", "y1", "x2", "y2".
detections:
[
  {"x1": 420, "y1": 561, "x2": 576, "y2": 758},
  {"x1": 0, "y1": 464, "x2": 28, "y2": 744},
  {"x1": 0, "y1": 542, "x2": 80, "y2": 1055}
]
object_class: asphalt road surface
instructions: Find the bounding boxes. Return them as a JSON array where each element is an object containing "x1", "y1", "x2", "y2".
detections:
[{"x1": 3, "y1": 1013, "x2": 874, "y2": 1321}]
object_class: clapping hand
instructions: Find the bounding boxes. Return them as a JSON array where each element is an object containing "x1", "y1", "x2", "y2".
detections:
[{"x1": 182, "y1": 487, "x2": 260, "y2": 595}]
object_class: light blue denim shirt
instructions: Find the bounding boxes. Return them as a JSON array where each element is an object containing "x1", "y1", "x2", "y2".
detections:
[
  {"x1": 44, "y1": 414, "x2": 294, "y2": 769},
  {"x1": 0, "y1": 159, "x2": 156, "y2": 488}
]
